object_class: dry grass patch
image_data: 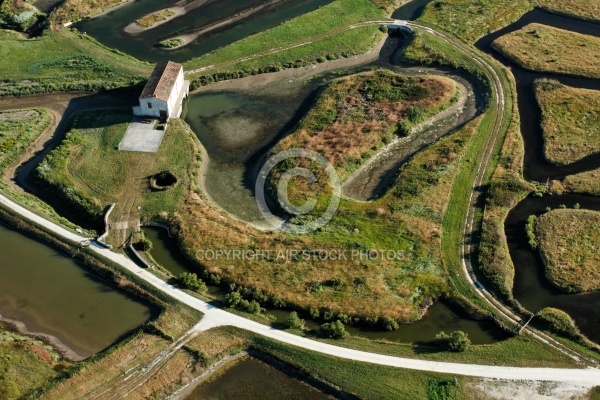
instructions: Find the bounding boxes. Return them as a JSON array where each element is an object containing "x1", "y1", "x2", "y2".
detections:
[
  {"x1": 148, "y1": 303, "x2": 203, "y2": 340},
  {"x1": 535, "y1": 209, "x2": 600, "y2": 293},
  {"x1": 174, "y1": 111, "x2": 479, "y2": 324},
  {"x1": 419, "y1": 0, "x2": 533, "y2": 42},
  {"x1": 126, "y1": 350, "x2": 197, "y2": 400},
  {"x1": 535, "y1": 80, "x2": 600, "y2": 165},
  {"x1": 538, "y1": 0, "x2": 600, "y2": 23},
  {"x1": 564, "y1": 170, "x2": 600, "y2": 196},
  {"x1": 51, "y1": 0, "x2": 127, "y2": 25},
  {"x1": 492, "y1": 23, "x2": 600, "y2": 79},
  {"x1": 41, "y1": 333, "x2": 169, "y2": 400},
  {"x1": 185, "y1": 327, "x2": 251, "y2": 359},
  {"x1": 273, "y1": 70, "x2": 457, "y2": 181}
]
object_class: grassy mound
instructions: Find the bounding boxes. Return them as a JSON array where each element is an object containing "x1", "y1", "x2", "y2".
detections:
[
  {"x1": 535, "y1": 209, "x2": 600, "y2": 293},
  {"x1": 538, "y1": 0, "x2": 600, "y2": 23},
  {"x1": 535, "y1": 307, "x2": 583, "y2": 341},
  {"x1": 564, "y1": 170, "x2": 600, "y2": 196},
  {"x1": 535, "y1": 80, "x2": 600, "y2": 165},
  {"x1": 272, "y1": 70, "x2": 458, "y2": 181},
  {"x1": 492, "y1": 23, "x2": 600, "y2": 79}
]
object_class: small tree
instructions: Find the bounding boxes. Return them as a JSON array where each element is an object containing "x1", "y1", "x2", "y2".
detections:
[
  {"x1": 381, "y1": 316, "x2": 399, "y2": 331},
  {"x1": 224, "y1": 291, "x2": 242, "y2": 308},
  {"x1": 319, "y1": 320, "x2": 347, "y2": 339},
  {"x1": 178, "y1": 272, "x2": 206, "y2": 293},
  {"x1": 435, "y1": 330, "x2": 471, "y2": 352},
  {"x1": 285, "y1": 311, "x2": 305, "y2": 329}
]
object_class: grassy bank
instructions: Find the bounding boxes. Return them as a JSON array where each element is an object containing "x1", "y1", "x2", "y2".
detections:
[
  {"x1": 418, "y1": 0, "x2": 533, "y2": 43},
  {"x1": 537, "y1": 0, "x2": 600, "y2": 23},
  {"x1": 32, "y1": 109, "x2": 198, "y2": 239},
  {"x1": 492, "y1": 23, "x2": 600, "y2": 79},
  {"x1": 476, "y1": 79, "x2": 529, "y2": 304},
  {"x1": 564, "y1": 170, "x2": 600, "y2": 196},
  {"x1": 185, "y1": 0, "x2": 388, "y2": 84},
  {"x1": 535, "y1": 80, "x2": 600, "y2": 165},
  {"x1": 535, "y1": 209, "x2": 600, "y2": 293},
  {"x1": 272, "y1": 70, "x2": 458, "y2": 181},
  {"x1": 402, "y1": 27, "x2": 526, "y2": 314},
  {"x1": 0, "y1": 106, "x2": 87, "y2": 232},
  {"x1": 0, "y1": 28, "x2": 149, "y2": 96},
  {"x1": 50, "y1": 0, "x2": 129, "y2": 26},
  {"x1": 0, "y1": 108, "x2": 52, "y2": 169},
  {"x1": 0, "y1": 323, "x2": 63, "y2": 400}
]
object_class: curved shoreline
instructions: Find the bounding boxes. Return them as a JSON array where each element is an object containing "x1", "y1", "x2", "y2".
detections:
[
  {"x1": 124, "y1": 0, "x2": 212, "y2": 35},
  {"x1": 0, "y1": 190, "x2": 599, "y2": 383},
  {"x1": 342, "y1": 78, "x2": 474, "y2": 200},
  {"x1": 0, "y1": 312, "x2": 87, "y2": 361},
  {"x1": 162, "y1": 0, "x2": 285, "y2": 50},
  {"x1": 124, "y1": 8, "x2": 186, "y2": 35}
]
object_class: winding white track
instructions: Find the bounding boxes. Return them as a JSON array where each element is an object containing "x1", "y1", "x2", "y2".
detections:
[
  {"x1": 2, "y1": 192, "x2": 600, "y2": 385},
  {"x1": 2, "y1": 13, "x2": 599, "y2": 387}
]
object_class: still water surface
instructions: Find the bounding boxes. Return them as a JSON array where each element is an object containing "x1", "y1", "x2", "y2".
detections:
[{"x1": 0, "y1": 223, "x2": 154, "y2": 357}]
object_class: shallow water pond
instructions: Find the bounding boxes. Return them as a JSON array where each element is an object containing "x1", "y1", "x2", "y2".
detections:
[
  {"x1": 0, "y1": 223, "x2": 155, "y2": 358},
  {"x1": 186, "y1": 356, "x2": 331, "y2": 400}
]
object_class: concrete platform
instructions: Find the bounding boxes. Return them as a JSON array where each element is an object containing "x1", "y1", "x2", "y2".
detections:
[{"x1": 119, "y1": 118, "x2": 166, "y2": 153}]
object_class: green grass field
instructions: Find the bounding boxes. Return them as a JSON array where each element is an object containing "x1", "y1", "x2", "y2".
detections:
[
  {"x1": 185, "y1": 0, "x2": 387, "y2": 81},
  {"x1": 536, "y1": 209, "x2": 600, "y2": 293},
  {"x1": 492, "y1": 23, "x2": 600, "y2": 79},
  {"x1": 0, "y1": 325, "x2": 62, "y2": 400},
  {"x1": 535, "y1": 80, "x2": 600, "y2": 165},
  {"x1": 0, "y1": 29, "x2": 150, "y2": 96},
  {"x1": 32, "y1": 109, "x2": 198, "y2": 232}
]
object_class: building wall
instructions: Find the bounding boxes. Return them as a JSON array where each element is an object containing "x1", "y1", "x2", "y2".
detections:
[
  {"x1": 134, "y1": 97, "x2": 169, "y2": 118},
  {"x1": 166, "y1": 69, "x2": 185, "y2": 116}
]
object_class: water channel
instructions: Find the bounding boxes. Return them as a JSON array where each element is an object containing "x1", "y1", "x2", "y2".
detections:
[
  {"x1": 475, "y1": 9, "x2": 600, "y2": 341},
  {"x1": 75, "y1": 0, "x2": 333, "y2": 63}
]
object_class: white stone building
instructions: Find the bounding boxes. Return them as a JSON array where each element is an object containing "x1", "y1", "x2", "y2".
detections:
[{"x1": 133, "y1": 61, "x2": 190, "y2": 119}]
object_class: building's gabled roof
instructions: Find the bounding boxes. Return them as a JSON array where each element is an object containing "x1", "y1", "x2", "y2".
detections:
[{"x1": 140, "y1": 61, "x2": 182, "y2": 101}]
